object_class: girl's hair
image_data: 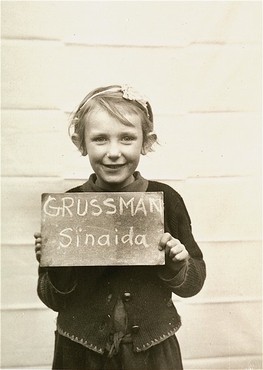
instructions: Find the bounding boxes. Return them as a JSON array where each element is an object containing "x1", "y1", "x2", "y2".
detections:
[{"x1": 69, "y1": 85, "x2": 157, "y2": 156}]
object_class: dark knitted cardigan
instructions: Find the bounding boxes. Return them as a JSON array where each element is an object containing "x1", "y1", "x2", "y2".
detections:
[{"x1": 37, "y1": 173, "x2": 206, "y2": 354}]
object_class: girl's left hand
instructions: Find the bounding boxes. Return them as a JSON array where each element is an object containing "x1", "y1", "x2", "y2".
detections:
[{"x1": 158, "y1": 232, "x2": 189, "y2": 271}]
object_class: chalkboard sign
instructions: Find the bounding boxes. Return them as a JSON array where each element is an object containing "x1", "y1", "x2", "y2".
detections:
[{"x1": 40, "y1": 192, "x2": 164, "y2": 266}]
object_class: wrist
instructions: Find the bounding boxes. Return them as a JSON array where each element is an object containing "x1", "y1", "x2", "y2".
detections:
[
  {"x1": 159, "y1": 260, "x2": 189, "y2": 284},
  {"x1": 48, "y1": 267, "x2": 75, "y2": 292}
]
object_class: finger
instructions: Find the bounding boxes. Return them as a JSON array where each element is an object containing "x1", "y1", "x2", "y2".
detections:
[
  {"x1": 166, "y1": 238, "x2": 181, "y2": 249},
  {"x1": 168, "y1": 242, "x2": 186, "y2": 258},
  {"x1": 171, "y1": 249, "x2": 189, "y2": 262},
  {"x1": 170, "y1": 239, "x2": 184, "y2": 251},
  {"x1": 34, "y1": 232, "x2": 41, "y2": 239},
  {"x1": 35, "y1": 247, "x2": 41, "y2": 254},
  {"x1": 35, "y1": 240, "x2": 42, "y2": 248},
  {"x1": 165, "y1": 239, "x2": 182, "y2": 258},
  {"x1": 158, "y1": 233, "x2": 173, "y2": 250},
  {"x1": 36, "y1": 251, "x2": 41, "y2": 263}
]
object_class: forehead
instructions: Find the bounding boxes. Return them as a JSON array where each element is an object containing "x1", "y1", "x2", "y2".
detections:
[{"x1": 84, "y1": 107, "x2": 143, "y2": 131}]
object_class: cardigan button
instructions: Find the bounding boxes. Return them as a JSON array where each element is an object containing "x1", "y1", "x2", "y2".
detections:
[
  {"x1": 123, "y1": 292, "x2": 131, "y2": 302},
  {"x1": 107, "y1": 294, "x2": 112, "y2": 303},
  {"x1": 131, "y1": 325, "x2": 140, "y2": 334}
]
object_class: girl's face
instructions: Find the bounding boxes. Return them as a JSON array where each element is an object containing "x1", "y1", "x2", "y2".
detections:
[{"x1": 84, "y1": 108, "x2": 144, "y2": 190}]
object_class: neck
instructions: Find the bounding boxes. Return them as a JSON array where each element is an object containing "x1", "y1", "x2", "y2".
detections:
[{"x1": 95, "y1": 175, "x2": 135, "y2": 191}]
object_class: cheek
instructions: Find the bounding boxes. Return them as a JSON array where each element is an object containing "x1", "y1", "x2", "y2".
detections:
[
  {"x1": 85, "y1": 147, "x2": 100, "y2": 164},
  {"x1": 124, "y1": 143, "x2": 142, "y2": 158},
  {"x1": 127, "y1": 150, "x2": 142, "y2": 165},
  {"x1": 85, "y1": 142, "x2": 103, "y2": 155}
]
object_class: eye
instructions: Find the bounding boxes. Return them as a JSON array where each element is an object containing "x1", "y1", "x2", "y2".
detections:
[
  {"x1": 121, "y1": 135, "x2": 136, "y2": 143},
  {"x1": 92, "y1": 136, "x2": 107, "y2": 143}
]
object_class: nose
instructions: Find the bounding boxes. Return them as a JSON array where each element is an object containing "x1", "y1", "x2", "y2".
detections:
[{"x1": 106, "y1": 142, "x2": 121, "y2": 160}]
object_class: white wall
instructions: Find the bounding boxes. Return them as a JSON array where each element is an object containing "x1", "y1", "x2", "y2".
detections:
[{"x1": 1, "y1": 1, "x2": 262, "y2": 369}]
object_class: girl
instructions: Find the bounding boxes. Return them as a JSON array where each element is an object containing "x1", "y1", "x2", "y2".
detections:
[{"x1": 34, "y1": 84, "x2": 206, "y2": 370}]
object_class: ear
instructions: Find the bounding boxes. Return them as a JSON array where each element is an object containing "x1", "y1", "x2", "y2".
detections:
[
  {"x1": 71, "y1": 133, "x2": 80, "y2": 148},
  {"x1": 71, "y1": 133, "x2": 88, "y2": 156},
  {"x1": 141, "y1": 133, "x2": 157, "y2": 155}
]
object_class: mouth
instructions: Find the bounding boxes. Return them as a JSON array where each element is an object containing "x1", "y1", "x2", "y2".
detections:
[{"x1": 103, "y1": 164, "x2": 126, "y2": 170}]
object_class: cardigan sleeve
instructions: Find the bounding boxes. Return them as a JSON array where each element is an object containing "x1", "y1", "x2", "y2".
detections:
[
  {"x1": 159, "y1": 191, "x2": 206, "y2": 297},
  {"x1": 37, "y1": 266, "x2": 77, "y2": 311},
  {"x1": 37, "y1": 186, "x2": 81, "y2": 311}
]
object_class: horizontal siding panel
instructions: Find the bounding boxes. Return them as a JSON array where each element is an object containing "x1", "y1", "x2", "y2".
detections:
[
  {"x1": 2, "y1": 40, "x2": 64, "y2": 109},
  {"x1": 185, "y1": 44, "x2": 261, "y2": 112},
  {"x1": 2, "y1": 244, "x2": 43, "y2": 308},
  {"x1": 184, "y1": 241, "x2": 262, "y2": 302},
  {"x1": 63, "y1": 2, "x2": 261, "y2": 46},
  {"x1": 2, "y1": 2, "x2": 63, "y2": 40},
  {"x1": 2, "y1": 110, "x2": 67, "y2": 177},
  {"x1": 2, "y1": 42, "x2": 260, "y2": 113},
  {"x1": 1, "y1": 177, "x2": 65, "y2": 245},
  {"x1": 57, "y1": 46, "x2": 189, "y2": 114},
  {"x1": 176, "y1": 300, "x2": 262, "y2": 360},
  {"x1": 1, "y1": 308, "x2": 56, "y2": 368},
  {"x1": 168, "y1": 177, "x2": 261, "y2": 242},
  {"x1": 61, "y1": 44, "x2": 260, "y2": 115},
  {"x1": 183, "y1": 355, "x2": 262, "y2": 370},
  {"x1": 2, "y1": 2, "x2": 261, "y2": 45},
  {"x1": 176, "y1": 113, "x2": 261, "y2": 178},
  {"x1": 140, "y1": 112, "x2": 261, "y2": 179}
]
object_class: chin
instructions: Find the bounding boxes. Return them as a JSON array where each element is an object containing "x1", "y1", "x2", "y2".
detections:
[{"x1": 105, "y1": 178, "x2": 125, "y2": 186}]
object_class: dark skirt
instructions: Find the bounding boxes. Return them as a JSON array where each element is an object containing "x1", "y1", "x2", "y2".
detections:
[{"x1": 52, "y1": 332, "x2": 183, "y2": 370}]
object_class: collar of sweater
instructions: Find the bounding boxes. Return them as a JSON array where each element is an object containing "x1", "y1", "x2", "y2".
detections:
[{"x1": 80, "y1": 171, "x2": 149, "y2": 193}]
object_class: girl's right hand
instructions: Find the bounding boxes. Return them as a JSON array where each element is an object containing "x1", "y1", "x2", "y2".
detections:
[
  {"x1": 34, "y1": 232, "x2": 75, "y2": 290},
  {"x1": 34, "y1": 232, "x2": 42, "y2": 263}
]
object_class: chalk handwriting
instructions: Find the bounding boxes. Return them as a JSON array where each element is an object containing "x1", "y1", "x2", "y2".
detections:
[
  {"x1": 43, "y1": 195, "x2": 163, "y2": 217},
  {"x1": 59, "y1": 226, "x2": 149, "y2": 249}
]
